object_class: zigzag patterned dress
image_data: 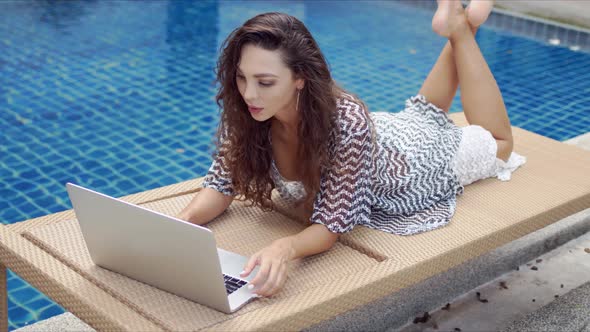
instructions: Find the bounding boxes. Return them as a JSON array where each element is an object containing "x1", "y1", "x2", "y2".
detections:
[{"x1": 202, "y1": 95, "x2": 465, "y2": 236}]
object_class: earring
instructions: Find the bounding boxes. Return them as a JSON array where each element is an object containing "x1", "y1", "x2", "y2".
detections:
[{"x1": 296, "y1": 90, "x2": 300, "y2": 112}]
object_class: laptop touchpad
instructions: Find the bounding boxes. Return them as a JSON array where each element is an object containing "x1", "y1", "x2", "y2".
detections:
[{"x1": 218, "y1": 249, "x2": 257, "y2": 282}]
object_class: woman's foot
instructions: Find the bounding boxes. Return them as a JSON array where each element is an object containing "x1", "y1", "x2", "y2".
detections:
[
  {"x1": 432, "y1": 0, "x2": 468, "y2": 38},
  {"x1": 465, "y1": 0, "x2": 494, "y2": 27}
]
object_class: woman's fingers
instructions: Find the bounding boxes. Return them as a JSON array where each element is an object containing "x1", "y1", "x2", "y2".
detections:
[
  {"x1": 241, "y1": 242, "x2": 292, "y2": 296},
  {"x1": 240, "y1": 252, "x2": 260, "y2": 278},
  {"x1": 249, "y1": 256, "x2": 271, "y2": 288},
  {"x1": 256, "y1": 260, "x2": 281, "y2": 296},
  {"x1": 267, "y1": 264, "x2": 287, "y2": 296}
]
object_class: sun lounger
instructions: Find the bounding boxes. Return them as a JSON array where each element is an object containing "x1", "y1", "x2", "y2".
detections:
[{"x1": 1, "y1": 112, "x2": 589, "y2": 331}]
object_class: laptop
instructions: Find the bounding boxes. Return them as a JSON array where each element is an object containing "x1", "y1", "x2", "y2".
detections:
[{"x1": 66, "y1": 183, "x2": 259, "y2": 313}]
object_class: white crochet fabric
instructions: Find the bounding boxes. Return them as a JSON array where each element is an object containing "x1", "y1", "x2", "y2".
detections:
[
  {"x1": 270, "y1": 159, "x2": 307, "y2": 205},
  {"x1": 452, "y1": 125, "x2": 527, "y2": 186}
]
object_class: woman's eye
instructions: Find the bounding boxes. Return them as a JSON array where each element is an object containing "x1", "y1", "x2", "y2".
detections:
[{"x1": 236, "y1": 75, "x2": 273, "y2": 87}]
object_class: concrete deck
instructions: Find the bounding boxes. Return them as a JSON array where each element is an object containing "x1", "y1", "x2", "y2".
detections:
[
  {"x1": 502, "y1": 280, "x2": 590, "y2": 332},
  {"x1": 397, "y1": 211, "x2": 590, "y2": 332},
  {"x1": 497, "y1": 0, "x2": 590, "y2": 30}
]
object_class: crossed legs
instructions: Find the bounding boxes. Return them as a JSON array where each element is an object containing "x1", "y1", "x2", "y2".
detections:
[{"x1": 418, "y1": 0, "x2": 513, "y2": 162}]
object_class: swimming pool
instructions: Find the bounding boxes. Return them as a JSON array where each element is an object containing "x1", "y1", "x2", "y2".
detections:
[{"x1": 1, "y1": 0, "x2": 589, "y2": 330}]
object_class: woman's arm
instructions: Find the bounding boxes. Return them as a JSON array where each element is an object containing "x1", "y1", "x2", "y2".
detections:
[
  {"x1": 176, "y1": 187, "x2": 234, "y2": 226},
  {"x1": 286, "y1": 223, "x2": 339, "y2": 259},
  {"x1": 240, "y1": 223, "x2": 339, "y2": 297}
]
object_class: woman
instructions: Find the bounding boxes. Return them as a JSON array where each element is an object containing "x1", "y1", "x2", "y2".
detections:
[{"x1": 177, "y1": 0, "x2": 525, "y2": 297}]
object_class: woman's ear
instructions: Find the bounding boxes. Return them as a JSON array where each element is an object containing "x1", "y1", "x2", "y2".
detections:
[{"x1": 295, "y1": 78, "x2": 305, "y2": 90}]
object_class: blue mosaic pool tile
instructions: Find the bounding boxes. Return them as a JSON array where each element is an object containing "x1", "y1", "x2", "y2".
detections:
[
  {"x1": 7, "y1": 305, "x2": 34, "y2": 327},
  {"x1": 7, "y1": 277, "x2": 25, "y2": 292},
  {"x1": 37, "y1": 305, "x2": 65, "y2": 322},
  {"x1": 0, "y1": 200, "x2": 9, "y2": 212},
  {"x1": 24, "y1": 298, "x2": 55, "y2": 314},
  {"x1": 10, "y1": 288, "x2": 43, "y2": 306}
]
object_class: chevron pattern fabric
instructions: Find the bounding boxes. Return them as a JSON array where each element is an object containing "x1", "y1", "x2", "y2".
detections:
[
  {"x1": 310, "y1": 96, "x2": 376, "y2": 233},
  {"x1": 366, "y1": 95, "x2": 465, "y2": 235},
  {"x1": 202, "y1": 137, "x2": 235, "y2": 197},
  {"x1": 203, "y1": 95, "x2": 465, "y2": 236},
  {"x1": 309, "y1": 95, "x2": 464, "y2": 235}
]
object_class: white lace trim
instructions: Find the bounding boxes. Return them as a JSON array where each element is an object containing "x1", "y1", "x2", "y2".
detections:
[
  {"x1": 496, "y1": 151, "x2": 527, "y2": 181},
  {"x1": 452, "y1": 125, "x2": 526, "y2": 186}
]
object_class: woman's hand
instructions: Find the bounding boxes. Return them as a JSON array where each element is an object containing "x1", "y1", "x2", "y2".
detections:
[
  {"x1": 240, "y1": 237, "x2": 296, "y2": 297},
  {"x1": 240, "y1": 224, "x2": 339, "y2": 297}
]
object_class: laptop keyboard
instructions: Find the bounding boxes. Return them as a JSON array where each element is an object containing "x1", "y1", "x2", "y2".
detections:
[{"x1": 223, "y1": 274, "x2": 248, "y2": 295}]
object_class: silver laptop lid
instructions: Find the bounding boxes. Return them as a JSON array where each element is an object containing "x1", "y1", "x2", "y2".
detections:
[{"x1": 66, "y1": 183, "x2": 231, "y2": 312}]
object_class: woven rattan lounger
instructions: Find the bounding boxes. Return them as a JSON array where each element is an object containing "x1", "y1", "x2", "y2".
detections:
[{"x1": 1, "y1": 112, "x2": 589, "y2": 331}]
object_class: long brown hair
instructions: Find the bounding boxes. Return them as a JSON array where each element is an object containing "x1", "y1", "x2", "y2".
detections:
[{"x1": 214, "y1": 12, "x2": 371, "y2": 213}]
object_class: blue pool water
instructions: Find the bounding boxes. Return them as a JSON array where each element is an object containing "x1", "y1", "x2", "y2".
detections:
[{"x1": 1, "y1": 0, "x2": 589, "y2": 329}]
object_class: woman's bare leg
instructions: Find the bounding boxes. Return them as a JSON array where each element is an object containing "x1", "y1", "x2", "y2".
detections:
[
  {"x1": 420, "y1": 0, "x2": 493, "y2": 113},
  {"x1": 431, "y1": 0, "x2": 513, "y2": 161},
  {"x1": 418, "y1": 25, "x2": 477, "y2": 113}
]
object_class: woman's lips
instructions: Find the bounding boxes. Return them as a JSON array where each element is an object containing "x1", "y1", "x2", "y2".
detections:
[{"x1": 248, "y1": 106, "x2": 263, "y2": 114}]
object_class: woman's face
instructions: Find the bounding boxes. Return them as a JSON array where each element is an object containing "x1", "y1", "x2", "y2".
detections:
[{"x1": 236, "y1": 44, "x2": 303, "y2": 122}]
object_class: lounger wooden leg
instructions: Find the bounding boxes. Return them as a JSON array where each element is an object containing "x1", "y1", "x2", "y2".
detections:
[{"x1": 0, "y1": 264, "x2": 7, "y2": 332}]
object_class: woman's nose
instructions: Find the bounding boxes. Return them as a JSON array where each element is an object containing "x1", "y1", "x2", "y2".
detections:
[{"x1": 243, "y1": 82, "x2": 258, "y2": 102}]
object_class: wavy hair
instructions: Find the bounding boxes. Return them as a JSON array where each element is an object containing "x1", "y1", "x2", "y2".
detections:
[{"x1": 214, "y1": 12, "x2": 371, "y2": 214}]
